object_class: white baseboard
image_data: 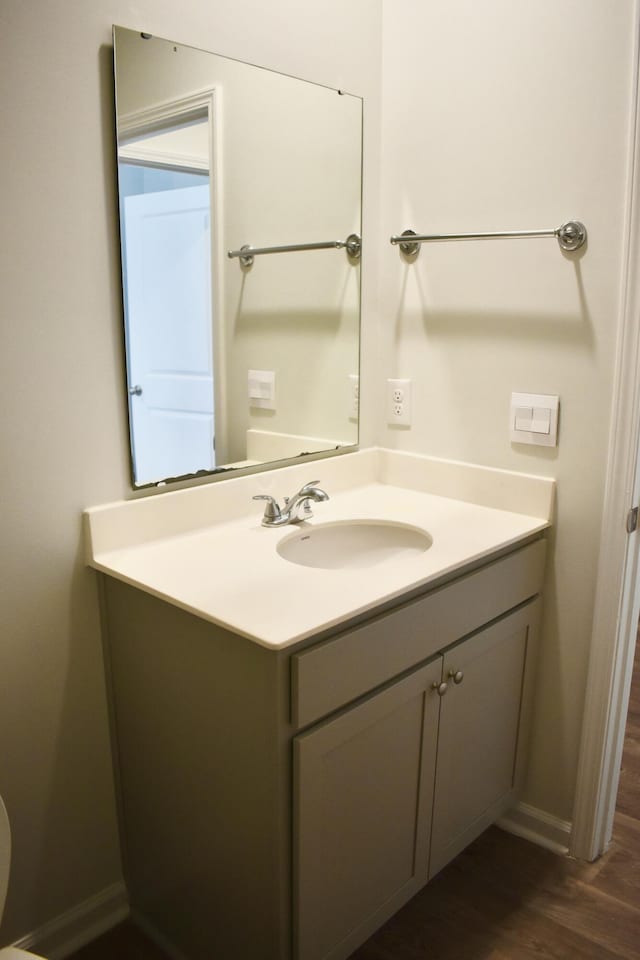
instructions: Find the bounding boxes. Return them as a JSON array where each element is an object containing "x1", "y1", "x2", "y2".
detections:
[
  {"x1": 11, "y1": 882, "x2": 129, "y2": 959},
  {"x1": 498, "y1": 801, "x2": 572, "y2": 856}
]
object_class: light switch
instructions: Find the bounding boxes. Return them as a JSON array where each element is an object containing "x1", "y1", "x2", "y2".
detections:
[
  {"x1": 248, "y1": 370, "x2": 276, "y2": 410},
  {"x1": 510, "y1": 393, "x2": 559, "y2": 447},
  {"x1": 531, "y1": 407, "x2": 551, "y2": 435},
  {"x1": 514, "y1": 406, "x2": 534, "y2": 431}
]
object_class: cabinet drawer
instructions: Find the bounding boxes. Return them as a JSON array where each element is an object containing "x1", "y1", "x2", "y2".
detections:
[{"x1": 291, "y1": 538, "x2": 545, "y2": 728}]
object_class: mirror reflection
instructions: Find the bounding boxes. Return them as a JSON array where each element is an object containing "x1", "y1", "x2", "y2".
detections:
[{"x1": 113, "y1": 27, "x2": 362, "y2": 487}]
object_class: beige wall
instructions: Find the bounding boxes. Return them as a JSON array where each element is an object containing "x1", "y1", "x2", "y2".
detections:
[
  {"x1": 0, "y1": 0, "x2": 382, "y2": 945},
  {"x1": 378, "y1": 0, "x2": 637, "y2": 821}
]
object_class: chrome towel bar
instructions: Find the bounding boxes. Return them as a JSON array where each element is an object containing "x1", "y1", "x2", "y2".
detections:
[
  {"x1": 390, "y1": 220, "x2": 587, "y2": 257},
  {"x1": 228, "y1": 233, "x2": 361, "y2": 267}
]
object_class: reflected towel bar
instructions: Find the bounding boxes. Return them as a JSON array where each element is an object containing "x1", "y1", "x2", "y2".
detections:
[
  {"x1": 228, "y1": 233, "x2": 361, "y2": 267},
  {"x1": 390, "y1": 220, "x2": 587, "y2": 257}
]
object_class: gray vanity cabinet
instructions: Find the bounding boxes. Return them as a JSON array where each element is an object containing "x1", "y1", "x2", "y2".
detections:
[
  {"x1": 99, "y1": 537, "x2": 545, "y2": 960},
  {"x1": 293, "y1": 658, "x2": 442, "y2": 960}
]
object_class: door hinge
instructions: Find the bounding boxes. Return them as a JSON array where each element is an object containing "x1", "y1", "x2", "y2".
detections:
[{"x1": 626, "y1": 506, "x2": 638, "y2": 534}]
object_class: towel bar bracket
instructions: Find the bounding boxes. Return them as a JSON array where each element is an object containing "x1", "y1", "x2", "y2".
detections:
[
  {"x1": 396, "y1": 229, "x2": 420, "y2": 257},
  {"x1": 556, "y1": 221, "x2": 587, "y2": 251}
]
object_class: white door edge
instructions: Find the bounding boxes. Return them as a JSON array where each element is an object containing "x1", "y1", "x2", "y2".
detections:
[{"x1": 571, "y1": 2, "x2": 640, "y2": 861}]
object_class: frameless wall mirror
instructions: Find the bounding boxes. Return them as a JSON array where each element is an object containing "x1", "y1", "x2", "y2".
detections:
[{"x1": 113, "y1": 26, "x2": 362, "y2": 488}]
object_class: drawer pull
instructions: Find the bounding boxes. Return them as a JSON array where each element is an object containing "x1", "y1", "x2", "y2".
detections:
[
  {"x1": 432, "y1": 680, "x2": 449, "y2": 697},
  {"x1": 448, "y1": 669, "x2": 464, "y2": 685}
]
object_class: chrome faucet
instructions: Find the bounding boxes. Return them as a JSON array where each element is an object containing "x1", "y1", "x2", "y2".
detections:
[{"x1": 253, "y1": 481, "x2": 329, "y2": 527}]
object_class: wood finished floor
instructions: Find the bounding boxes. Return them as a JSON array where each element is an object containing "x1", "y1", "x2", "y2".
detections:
[{"x1": 68, "y1": 645, "x2": 640, "y2": 960}]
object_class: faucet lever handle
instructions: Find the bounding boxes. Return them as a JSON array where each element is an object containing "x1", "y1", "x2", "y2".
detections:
[
  {"x1": 252, "y1": 494, "x2": 281, "y2": 519},
  {"x1": 299, "y1": 479, "x2": 321, "y2": 493}
]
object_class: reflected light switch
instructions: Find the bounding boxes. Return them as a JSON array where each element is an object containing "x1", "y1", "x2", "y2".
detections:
[
  {"x1": 248, "y1": 370, "x2": 276, "y2": 410},
  {"x1": 510, "y1": 393, "x2": 559, "y2": 447}
]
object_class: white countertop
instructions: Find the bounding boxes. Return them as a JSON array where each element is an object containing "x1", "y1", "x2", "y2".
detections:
[{"x1": 85, "y1": 449, "x2": 554, "y2": 649}]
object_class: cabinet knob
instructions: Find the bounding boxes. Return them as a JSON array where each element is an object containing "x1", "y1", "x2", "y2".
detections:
[
  {"x1": 448, "y1": 668, "x2": 464, "y2": 685},
  {"x1": 432, "y1": 680, "x2": 448, "y2": 697}
]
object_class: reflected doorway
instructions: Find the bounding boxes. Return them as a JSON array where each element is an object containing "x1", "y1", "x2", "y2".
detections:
[
  {"x1": 119, "y1": 160, "x2": 215, "y2": 484},
  {"x1": 116, "y1": 102, "x2": 221, "y2": 486}
]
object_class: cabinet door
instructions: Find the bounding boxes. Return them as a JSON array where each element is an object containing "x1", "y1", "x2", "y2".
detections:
[
  {"x1": 294, "y1": 658, "x2": 442, "y2": 960},
  {"x1": 429, "y1": 599, "x2": 540, "y2": 878}
]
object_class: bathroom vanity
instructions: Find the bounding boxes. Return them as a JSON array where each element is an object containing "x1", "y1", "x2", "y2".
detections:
[{"x1": 85, "y1": 449, "x2": 553, "y2": 960}]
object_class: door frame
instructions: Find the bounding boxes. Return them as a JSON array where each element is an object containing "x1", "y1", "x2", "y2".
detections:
[
  {"x1": 571, "y1": 7, "x2": 640, "y2": 860},
  {"x1": 117, "y1": 88, "x2": 229, "y2": 465}
]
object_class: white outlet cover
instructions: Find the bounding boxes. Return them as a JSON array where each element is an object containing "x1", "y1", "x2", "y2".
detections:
[
  {"x1": 387, "y1": 378, "x2": 412, "y2": 427},
  {"x1": 348, "y1": 374, "x2": 359, "y2": 421}
]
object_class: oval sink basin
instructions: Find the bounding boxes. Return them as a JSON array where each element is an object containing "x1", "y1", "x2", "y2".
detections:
[{"x1": 277, "y1": 520, "x2": 433, "y2": 570}]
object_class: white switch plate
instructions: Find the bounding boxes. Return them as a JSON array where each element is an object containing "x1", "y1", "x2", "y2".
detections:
[
  {"x1": 248, "y1": 369, "x2": 276, "y2": 410},
  {"x1": 510, "y1": 392, "x2": 559, "y2": 446},
  {"x1": 348, "y1": 374, "x2": 359, "y2": 420},
  {"x1": 386, "y1": 378, "x2": 412, "y2": 426}
]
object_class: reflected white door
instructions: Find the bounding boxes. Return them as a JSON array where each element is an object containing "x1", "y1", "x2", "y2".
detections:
[{"x1": 123, "y1": 183, "x2": 214, "y2": 485}]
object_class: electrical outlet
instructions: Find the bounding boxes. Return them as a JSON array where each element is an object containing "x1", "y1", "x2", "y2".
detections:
[
  {"x1": 348, "y1": 374, "x2": 359, "y2": 420},
  {"x1": 386, "y1": 378, "x2": 411, "y2": 426}
]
